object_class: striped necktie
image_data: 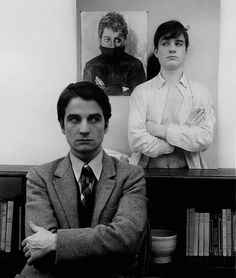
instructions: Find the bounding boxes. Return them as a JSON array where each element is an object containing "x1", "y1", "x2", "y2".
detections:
[{"x1": 79, "y1": 164, "x2": 95, "y2": 207}]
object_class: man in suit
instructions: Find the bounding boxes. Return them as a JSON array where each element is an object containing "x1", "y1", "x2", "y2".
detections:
[{"x1": 18, "y1": 81, "x2": 147, "y2": 277}]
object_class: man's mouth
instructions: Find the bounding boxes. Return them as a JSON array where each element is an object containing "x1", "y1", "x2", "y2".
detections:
[
  {"x1": 77, "y1": 139, "x2": 93, "y2": 142},
  {"x1": 167, "y1": 56, "x2": 178, "y2": 59}
]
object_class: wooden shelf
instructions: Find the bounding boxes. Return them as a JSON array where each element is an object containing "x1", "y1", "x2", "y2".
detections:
[
  {"x1": 144, "y1": 168, "x2": 236, "y2": 180},
  {"x1": 144, "y1": 168, "x2": 236, "y2": 278},
  {"x1": 0, "y1": 165, "x2": 235, "y2": 277},
  {"x1": 0, "y1": 165, "x2": 32, "y2": 176}
]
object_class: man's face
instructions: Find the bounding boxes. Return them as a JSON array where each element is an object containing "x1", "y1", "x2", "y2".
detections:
[
  {"x1": 154, "y1": 34, "x2": 187, "y2": 71},
  {"x1": 100, "y1": 27, "x2": 125, "y2": 48},
  {"x1": 61, "y1": 97, "x2": 108, "y2": 162}
]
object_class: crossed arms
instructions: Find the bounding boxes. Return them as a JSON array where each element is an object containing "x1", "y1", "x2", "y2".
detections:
[
  {"x1": 22, "y1": 163, "x2": 147, "y2": 269},
  {"x1": 128, "y1": 85, "x2": 216, "y2": 158}
]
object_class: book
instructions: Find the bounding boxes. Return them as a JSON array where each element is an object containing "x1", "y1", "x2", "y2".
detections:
[
  {"x1": 212, "y1": 212, "x2": 219, "y2": 256},
  {"x1": 204, "y1": 212, "x2": 210, "y2": 256},
  {"x1": 210, "y1": 213, "x2": 213, "y2": 256},
  {"x1": 10, "y1": 200, "x2": 22, "y2": 252},
  {"x1": 218, "y1": 212, "x2": 223, "y2": 256},
  {"x1": 188, "y1": 208, "x2": 195, "y2": 256},
  {"x1": 186, "y1": 208, "x2": 190, "y2": 256},
  {"x1": 0, "y1": 201, "x2": 7, "y2": 251},
  {"x1": 0, "y1": 203, "x2": 1, "y2": 243},
  {"x1": 226, "y1": 208, "x2": 232, "y2": 256},
  {"x1": 18, "y1": 205, "x2": 22, "y2": 251},
  {"x1": 198, "y1": 212, "x2": 205, "y2": 256},
  {"x1": 5, "y1": 200, "x2": 14, "y2": 252},
  {"x1": 222, "y1": 208, "x2": 227, "y2": 256},
  {"x1": 193, "y1": 212, "x2": 199, "y2": 256},
  {"x1": 233, "y1": 212, "x2": 236, "y2": 255}
]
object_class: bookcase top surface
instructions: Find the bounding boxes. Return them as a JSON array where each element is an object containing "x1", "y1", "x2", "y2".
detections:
[
  {"x1": 0, "y1": 165, "x2": 33, "y2": 176},
  {"x1": 0, "y1": 165, "x2": 235, "y2": 179},
  {"x1": 144, "y1": 168, "x2": 236, "y2": 180}
]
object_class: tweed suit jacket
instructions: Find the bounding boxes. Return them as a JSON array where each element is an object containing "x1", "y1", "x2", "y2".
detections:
[{"x1": 18, "y1": 151, "x2": 147, "y2": 278}]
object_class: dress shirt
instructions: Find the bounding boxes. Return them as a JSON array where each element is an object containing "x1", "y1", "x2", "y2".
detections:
[
  {"x1": 147, "y1": 74, "x2": 187, "y2": 168},
  {"x1": 70, "y1": 150, "x2": 103, "y2": 192},
  {"x1": 128, "y1": 73, "x2": 216, "y2": 169},
  {"x1": 161, "y1": 74, "x2": 184, "y2": 125}
]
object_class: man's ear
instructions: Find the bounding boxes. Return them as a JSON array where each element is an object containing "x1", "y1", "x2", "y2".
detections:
[
  {"x1": 104, "y1": 121, "x2": 109, "y2": 134},
  {"x1": 154, "y1": 48, "x2": 158, "y2": 59},
  {"x1": 60, "y1": 121, "x2": 65, "y2": 135}
]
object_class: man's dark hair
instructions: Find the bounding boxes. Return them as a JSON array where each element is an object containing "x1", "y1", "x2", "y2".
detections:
[
  {"x1": 57, "y1": 81, "x2": 112, "y2": 129},
  {"x1": 98, "y1": 12, "x2": 128, "y2": 40},
  {"x1": 154, "y1": 20, "x2": 189, "y2": 50}
]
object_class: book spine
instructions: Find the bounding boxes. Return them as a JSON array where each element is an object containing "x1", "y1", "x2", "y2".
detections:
[
  {"x1": 222, "y1": 208, "x2": 227, "y2": 256},
  {"x1": 198, "y1": 212, "x2": 205, "y2": 256},
  {"x1": 204, "y1": 212, "x2": 210, "y2": 256},
  {"x1": 233, "y1": 212, "x2": 236, "y2": 256},
  {"x1": 226, "y1": 208, "x2": 232, "y2": 256},
  {"x1": 212, "y1": 213, "x2": 219, "y2": 256},
  {"x1": 218, "y1": 212, "x2": 223, "y2": 256},
  {"x1": 0, "y1": 201, "x2": 7, "y2": 251},
  {"x1": 18, "y1": 205, "x2": 22, "y2": 251},
  {"x1": 5, "y1": 200, "x2": 14, "y2": 252},
  {"x1": 186, "y1": 208, "x2": 190, "y2": 256},
  {"x1": 188, "y1": 208, "x2": 195, "y2": 256},
  {"x1": 193, "y1": 212, "x2": 199, "y2": 256},
  {"x1": 210, "y1": 213, "x2": 214, "y2": 256}
]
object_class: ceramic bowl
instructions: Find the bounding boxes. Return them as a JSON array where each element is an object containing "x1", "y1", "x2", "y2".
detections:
[{"x1": 151, "y1": 229, "x2": 177, "y2": 264}]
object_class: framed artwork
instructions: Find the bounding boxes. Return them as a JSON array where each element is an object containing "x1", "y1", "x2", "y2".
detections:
[{"x1": 80, "y1": 11, "x2": 147, "y2": 96}]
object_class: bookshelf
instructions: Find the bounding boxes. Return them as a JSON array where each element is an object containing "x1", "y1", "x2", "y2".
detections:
[
  {"x1": 0, "y1": 165, "x2": 235, "y2": 277},
  {"x1": 145, "y1": 168, "x2": 236, "y2": 278},
  {"x1": 0, "y1": 165, "x2": 29, "y2": 278}
]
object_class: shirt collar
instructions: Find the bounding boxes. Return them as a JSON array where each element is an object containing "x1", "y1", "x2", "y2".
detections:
[
  {"x1": 178, "y1": 73, "x2": 188, "y2": 88},
  {"x1": 156, "y1": 72, "x2": 188, "y2": 96},
  {"x1": 156, "y1": 73, "x2": 166, "y2": 89},
  {"x1": 69, "y1": 150, "x2": 103, "y2": 181}
]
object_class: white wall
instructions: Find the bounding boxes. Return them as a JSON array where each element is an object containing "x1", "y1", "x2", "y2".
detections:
[
  {"x1": 76, "y1": 0, "x2": 220, "y2": 168},
  {"x1": 0, "y1": 0, "x2": 77, "y2": 164},
  {"x1": 0, "y1": 0, "x2": 235, "y2": 168},
  {"x1": 218, "y1": 0, "x2": 236, "y2": 168}
]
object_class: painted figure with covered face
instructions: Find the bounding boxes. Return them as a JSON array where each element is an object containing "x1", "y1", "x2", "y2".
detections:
[{"x1": 83, "y1": 12, "x2": 146, "y2": 96}]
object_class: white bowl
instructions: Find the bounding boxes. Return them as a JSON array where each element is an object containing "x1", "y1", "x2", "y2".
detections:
[{"x1": 151, "y1": 229, "x2": 177, "y2": 264}]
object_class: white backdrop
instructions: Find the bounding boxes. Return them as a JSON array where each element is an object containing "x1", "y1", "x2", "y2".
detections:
[{"x1": 0, "y1": 0, "x2": 235, "y2": 168}]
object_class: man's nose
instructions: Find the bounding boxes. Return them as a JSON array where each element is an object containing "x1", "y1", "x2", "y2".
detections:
[
  {"x1": 169, "y1": 42, "x2": 176, "y2": 52},
  {"x1": 79, "y1": 120, "x2": 90, "y2": 134}
]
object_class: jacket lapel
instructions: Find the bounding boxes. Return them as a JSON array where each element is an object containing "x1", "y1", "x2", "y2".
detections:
[
  {"x1": 53, "y1": 155, "x2": 79, "y2": 228},
  {"x1": 91, "y1": 152, "x2": 116, "y2": 226}
]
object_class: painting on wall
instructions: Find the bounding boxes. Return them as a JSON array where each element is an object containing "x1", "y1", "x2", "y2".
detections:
[{"x1": 80, "y1": 11, "x2": 147, "y2": 96}]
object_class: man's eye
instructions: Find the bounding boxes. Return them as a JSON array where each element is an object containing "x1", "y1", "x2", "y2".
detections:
[
  {"x1": 89, "y1": 116, "x2": 101, "y2": 123},
  {"x1": 161, "y1": 41, "x2": 169, "y2": 46},
  {"x1": 104, "y1": 38, "x2": 110, "y2": 43},
  {"x1": 176, "y1": 42, "x2": 184, "y2": 46},
  {"x1": 68, "y1": 116, "x2": 80, "y2": 123}
]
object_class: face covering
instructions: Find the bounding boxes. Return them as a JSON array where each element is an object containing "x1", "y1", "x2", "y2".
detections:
[{"x1": 99, "y1": 45, "x2": 125, "y2": 59}]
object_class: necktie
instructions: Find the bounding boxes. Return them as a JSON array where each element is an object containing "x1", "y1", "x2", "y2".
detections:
[{"x1": 79, "y1": 164, "x2": 95, "y2": 207}]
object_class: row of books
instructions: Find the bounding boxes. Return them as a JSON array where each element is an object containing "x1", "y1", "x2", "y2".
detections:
[
  {"x1": 186, "y1": 208, "x2": 236, "y2": 257},
  {"x1": 0, "y1": 199, "x2": 23, "y2": 253}
]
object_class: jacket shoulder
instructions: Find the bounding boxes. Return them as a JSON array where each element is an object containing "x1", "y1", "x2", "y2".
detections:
[
  {"x1": 26, "y1": 157, "x2": 66, "y2": 181},
  {"x1": 109, "y1": 155, "x2": 145, "y2": 179}
]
